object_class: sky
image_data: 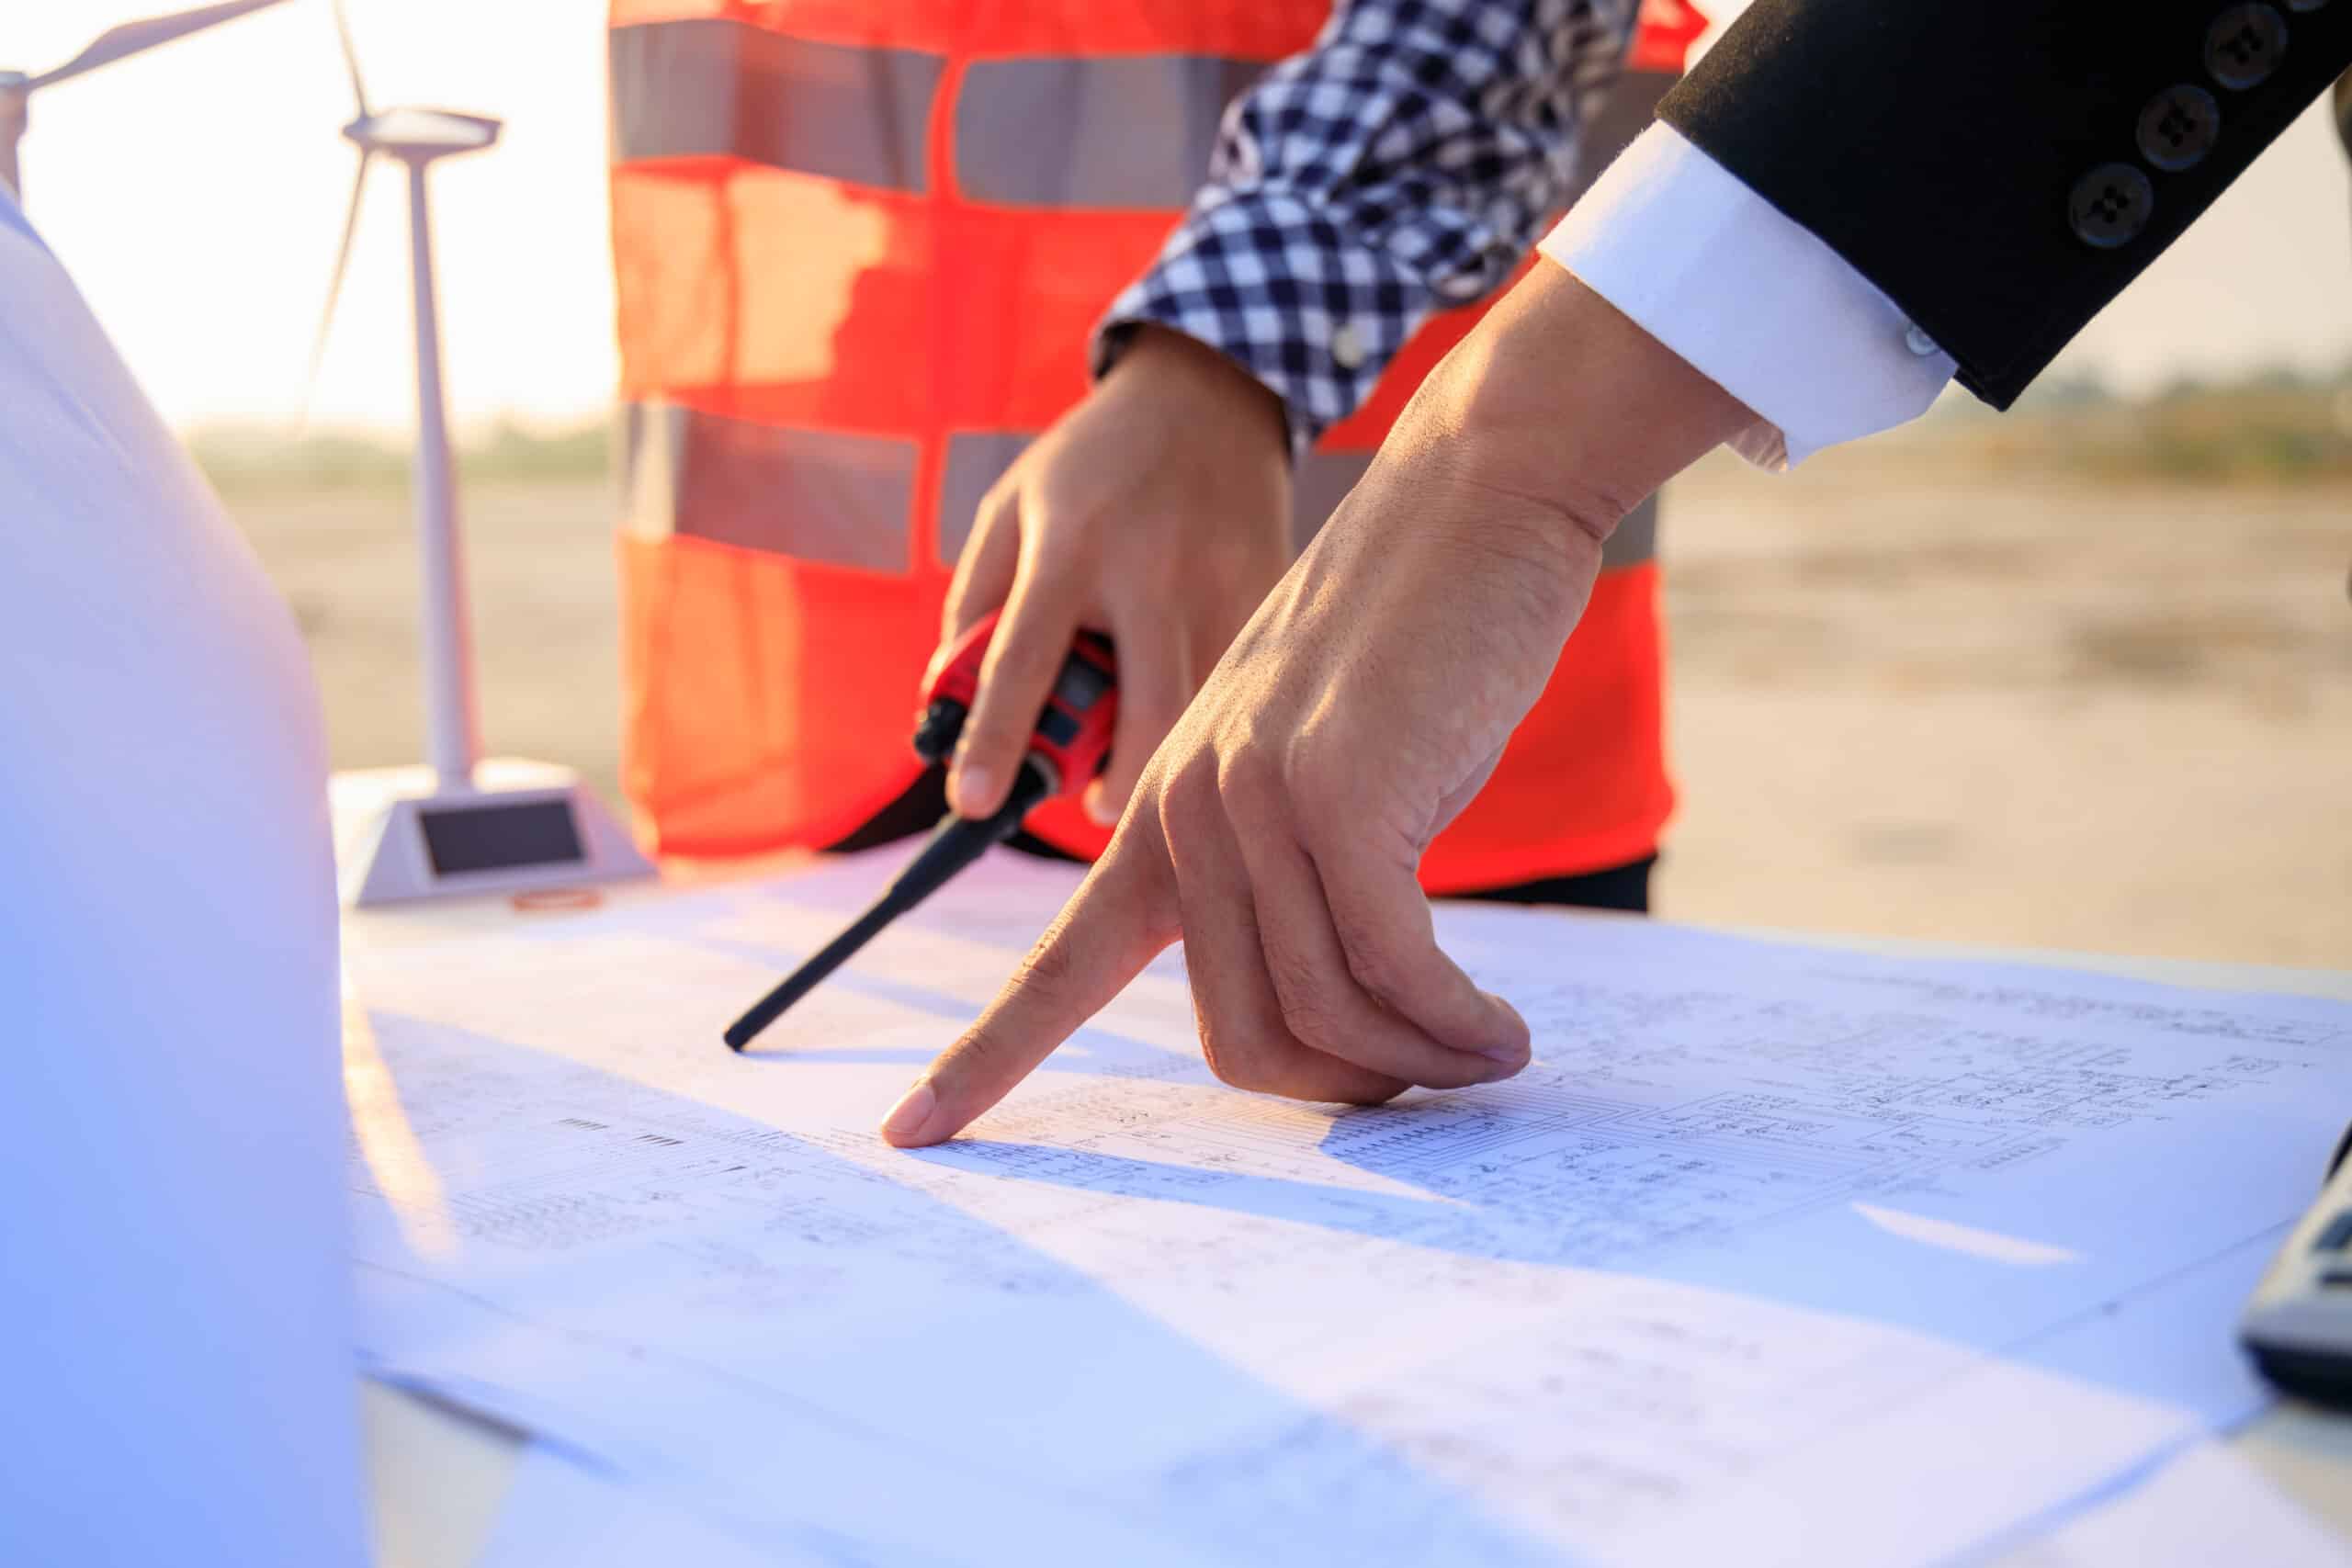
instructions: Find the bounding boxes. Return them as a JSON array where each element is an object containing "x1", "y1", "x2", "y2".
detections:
[
  {"x1": 11, "y1": 1, "x2": 2352, "y2": 436},
  {"x1": 14, "y1": 0, "x2": 614, "y2": 432}
]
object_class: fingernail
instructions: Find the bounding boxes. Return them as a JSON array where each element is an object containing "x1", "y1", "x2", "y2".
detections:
[
  {"x1": 951, "y1": 763, "x2": 994, "y2": 818},
  {"x1": 1476, "y1": 1029, "x2": 1533, "y2": 1066},
  {"x1": 880, "y1": 1080, "x2": 937, "y2": 1145},
  {"x1": 1083, "y1": 790, "x2": 1118, "y2": 827}
]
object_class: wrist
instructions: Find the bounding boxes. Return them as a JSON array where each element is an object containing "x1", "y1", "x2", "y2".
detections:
[
  {"x1": 1407, "y1": 261, "x2": 1755, "y2": 542},
  {"x1": 1104, "y1": 324, "x2": 1291, "y2": 463}
]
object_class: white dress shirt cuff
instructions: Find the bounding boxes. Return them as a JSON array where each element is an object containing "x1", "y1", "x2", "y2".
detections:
[{"x1": 1537, "y1": 122, "x2": 1956, "y2": 469}]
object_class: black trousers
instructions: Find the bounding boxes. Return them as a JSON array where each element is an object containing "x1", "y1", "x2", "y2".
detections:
[{"x1": 832, "y1": 767, "x2": 1655, "y2": 915}]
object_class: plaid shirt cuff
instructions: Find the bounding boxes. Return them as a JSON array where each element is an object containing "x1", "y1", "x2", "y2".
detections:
[
  {"x1": 1090, "y1": 0, "x2": 1634, "y2": 457},
  {"x1": 1093, "y1": 191, "x2": 1437, "y2": 460}
]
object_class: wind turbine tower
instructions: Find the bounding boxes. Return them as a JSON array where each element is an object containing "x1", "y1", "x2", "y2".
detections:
[{"x1": 316, "y1": 2, "x2": 651, "y2": 903}]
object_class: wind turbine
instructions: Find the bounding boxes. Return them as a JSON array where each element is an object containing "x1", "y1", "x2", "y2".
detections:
[
  {"x1": 1, "y1": 0, "x2": 289, "y2": 200},
  {"x1": 316, "y1": 0, "x2": 650, "y2": 905}
]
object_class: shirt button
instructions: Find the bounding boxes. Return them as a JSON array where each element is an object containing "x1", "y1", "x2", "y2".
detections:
[
  {"x1": 2206, "y1": 3, "x2": 2289, "y2": 91},
  {"x1": 2067, "y1": 163, "x2": 2155, "y2": 249},
  {"x1": 2137, "y1": 85, "x2": 2222, "y2": 171},
  {"x1": 1904, "y1": 322, "x2": 1941, "y2": 357},
  {"x1": 1329, "y1": 321, "x2": 1368, "y2": 371}
]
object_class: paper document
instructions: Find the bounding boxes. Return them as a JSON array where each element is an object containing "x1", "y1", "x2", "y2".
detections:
[
  {"x1": 474, "y1": 1444, "x2": 840, "y2": 1568},
  {"x1": 476, "y1": 1435, "x2": 2351, "y2": 1568},
  {"x1": 348, "y1": 850, "x2": 2352, "y2": 1565},
  {"x1": 1997, "y1": 1440, "x2": 2350, "y2": 1567}
]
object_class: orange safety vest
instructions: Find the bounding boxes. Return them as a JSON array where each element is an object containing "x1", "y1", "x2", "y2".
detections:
[{"x1": 608, "y1": 0, "x2": 1706, "y2": 893}]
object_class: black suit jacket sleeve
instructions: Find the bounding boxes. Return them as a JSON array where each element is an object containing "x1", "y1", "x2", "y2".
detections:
[{"x1": 1657, "y1": 2, "x2": 2352, "y2": 408}]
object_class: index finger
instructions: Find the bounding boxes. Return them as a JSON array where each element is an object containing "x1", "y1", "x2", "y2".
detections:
[{"x1": 880, "y1": 828, "x2": 1177, "y2": 1147}]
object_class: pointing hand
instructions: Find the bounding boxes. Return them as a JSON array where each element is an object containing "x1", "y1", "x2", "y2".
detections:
[{"x1": 883, "y1": 265, "x2": 1756, "y2": 1145}]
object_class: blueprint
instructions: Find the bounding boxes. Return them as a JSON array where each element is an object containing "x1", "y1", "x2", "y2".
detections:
[
  {"x1": 469, "y1": 1432, "x2": 2348, "y2": 1568},
  {"x1": 2001, "y1": 1440, "x2": 2348, "y2": 1568},
  {"x1": 347, "y1": 849, "x2": 2352, "y2": 1565}
]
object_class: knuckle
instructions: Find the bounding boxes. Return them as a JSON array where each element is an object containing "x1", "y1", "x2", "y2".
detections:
[
  {"x1": 1013, "y1": 927, "x2": 1080, "y2": 1000},
  {"x1": 1197, "y1": 1032, "x2": 1243, "y2": 1089},
  {"x1": 1155, "y1": 757, "x2": 1218, "y2": 839},
  {"x1": 1266, "y1": 954, "x2": 1347, "y2": 1054},
  {"x1": 1128, "y1": 750, "x2": 1175, "y2": 811},
  {"x1": 947, "y1": 523, "x2": 992, "y2": 578},
  {"x1": 1194, "y1": 1021, "x2": 1268, "y2": 1093},
  {"x1": 1013, "y1": 514, "x2": 1087, "y2": 580},
  {"x1": 1211, "y1": 743, "x2": 1275, "y2": 809},
  {"x1": 1330, "y1": 914, "x2": 1409, "y2": 1010},
  {"x1": 978, "y1": 468, "x2": 1026, "y2": 521},
  {"x1": 1029, "y1": 478, "x2": 1083, "y2": 537},
  {"x1": 938, "y1": 1026, "x2": 1002, "y2": 1087},
  {"x1": 1274, "y1": 994, "x2": 1347, "y2": 1058}
]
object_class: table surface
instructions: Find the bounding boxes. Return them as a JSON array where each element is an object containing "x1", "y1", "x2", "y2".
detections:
[{"x1": 345, "y1": 849, "x2": 2352, "y2": 1567}]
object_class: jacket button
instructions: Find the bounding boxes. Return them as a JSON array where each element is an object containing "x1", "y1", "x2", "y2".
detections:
[
  {"x1": 2068, "y1": 164, "x2": 2155, "y2": 248},
  {"x1": 2137, "y1": 85, "x2": 2222, "y2": 170},
  {"x1": 2207, "y1": 4, "x2": 2289, "y2": 90}
]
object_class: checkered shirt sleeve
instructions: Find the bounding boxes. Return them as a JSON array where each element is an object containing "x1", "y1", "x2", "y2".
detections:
[{"x1": 1093, "y1": 0, "x2": 1639, "y2": 456}]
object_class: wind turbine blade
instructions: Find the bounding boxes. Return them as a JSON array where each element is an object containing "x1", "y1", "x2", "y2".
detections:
[
  {"x1": 29, "y1": 0, "x2": 288, "y2": 90},
  {"x1": 301, "y1": 148, "x2": 371, "y2": 424},
  {"x1": 332, "y1": 0, "x2": 369, "y2": 118}
]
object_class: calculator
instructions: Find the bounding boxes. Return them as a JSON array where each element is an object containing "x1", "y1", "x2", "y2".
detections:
[{"x1": 2241, "y1": 1119, "x2": 2352, "y2": 1407}]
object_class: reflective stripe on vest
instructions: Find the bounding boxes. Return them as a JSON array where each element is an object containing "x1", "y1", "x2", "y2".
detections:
[
  {"x1": 621, "y1": 401, "x2": 915, "y2": 572},
  {"x1": 610, "y1": 19, "x2": 939, "y2": 191},
  {"x1": 616, "y1": 412, "x2": 1660, "y2": 579},
  {"x1": 611, "y1": 18, "x2": 1272, "y2": 209},
  {"x1": 955, "y1": 55, "x2": 1268, "y2": 209},
  {"x1": 609, "y1": 21, "x2": 1682, "y2": 574}
]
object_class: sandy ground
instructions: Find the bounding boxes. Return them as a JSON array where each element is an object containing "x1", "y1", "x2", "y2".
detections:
[
  {"x1": 226, "y1": 449, "x2": 2351, "y2": 969},
  {"x1": 1662, "y1": 448, "x2": 2348, "y2": 968}
]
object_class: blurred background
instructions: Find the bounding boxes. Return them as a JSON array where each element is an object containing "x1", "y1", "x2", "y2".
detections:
[{"x1": 15, "y1": 1, "x2": 2350, "y2": 965}]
